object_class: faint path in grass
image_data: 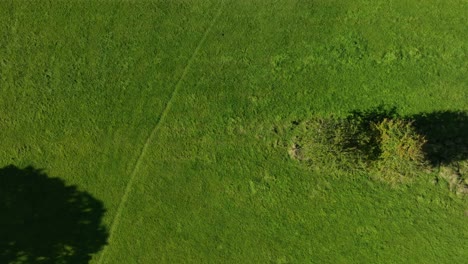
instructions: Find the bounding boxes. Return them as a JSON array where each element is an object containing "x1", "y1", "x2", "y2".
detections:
[{"x1": 97, "y1": 2, "x2": 225, "y2": 263}]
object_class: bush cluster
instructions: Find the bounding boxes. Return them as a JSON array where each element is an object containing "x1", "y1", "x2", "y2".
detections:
[{"x1": 290, "y1": 110, "x2": 427, "y2": 184}]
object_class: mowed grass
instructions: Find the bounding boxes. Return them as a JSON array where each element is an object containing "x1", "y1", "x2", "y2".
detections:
[{"x1": 1, "y1": 0, "x2": 467, "y2": 263}]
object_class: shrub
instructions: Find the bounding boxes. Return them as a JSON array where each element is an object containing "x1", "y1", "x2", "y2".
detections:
[
  {"x1": 291, "y1": 112, "x2": 428, "y2": 184},
  {"x1": 371, "y1": 118, "x2": 427, "y2": 184}
]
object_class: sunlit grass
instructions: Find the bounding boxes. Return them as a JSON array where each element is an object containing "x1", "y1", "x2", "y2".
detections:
[{"x1": 1, "y1": 0, "x2": 467, "y2": 263}]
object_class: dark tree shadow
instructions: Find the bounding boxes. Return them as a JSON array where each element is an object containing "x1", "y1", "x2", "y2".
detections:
[
  {"x1": 411, "y1": 111, "x2": 468, "y2": 166},
  {"x1": 0, "y1": 165, "x2": 108, "y2": 264}
]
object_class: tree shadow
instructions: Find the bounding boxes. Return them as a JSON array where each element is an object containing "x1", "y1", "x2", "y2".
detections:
[
  {"x1": 0, "y1": 165, "x2": 108, "y2": 264},
  {"x1": 411, "y1": 111, "x2": 468, "y2": 166}
]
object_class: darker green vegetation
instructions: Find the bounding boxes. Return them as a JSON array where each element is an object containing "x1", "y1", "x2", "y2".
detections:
[
  {"x1": 0, "y1": 165, "x2": 108, "y2": 264},
  {"x1": 412, "y1": 111, "x2": 468, "y2": 166},
  {"x1": 290, "y1": 106, "x2": 468, "y2": 186}
]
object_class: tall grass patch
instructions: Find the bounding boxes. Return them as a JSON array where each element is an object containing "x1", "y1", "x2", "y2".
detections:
[{"x1": 371, "y1": 118, "x2": 427, "y2": 184}]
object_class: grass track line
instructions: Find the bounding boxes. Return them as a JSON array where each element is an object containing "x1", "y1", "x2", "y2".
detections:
[{"x1": 97, "y1": 2, "x2": 225, "y2": 263}]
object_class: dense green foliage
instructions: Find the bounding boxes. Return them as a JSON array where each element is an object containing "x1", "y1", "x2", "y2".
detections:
[{"x1": 1, "y1": 0, "x2": 467, "y2": 263}]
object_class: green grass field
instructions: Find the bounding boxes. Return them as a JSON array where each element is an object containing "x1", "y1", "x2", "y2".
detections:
[{"x1": 1, "y1": 0, "x2": 467, "y2": 263}]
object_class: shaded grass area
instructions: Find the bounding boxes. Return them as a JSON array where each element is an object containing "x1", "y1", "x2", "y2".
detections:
[
  {"x1": 412, "y1": 111, "x2": 468, "y2": 166},
  {"x1": 0, "y1": 165, "x2": 107, "y2": 264},
  {"x1": 1, "y1": 0, "x2": 467, "y2": 263}
]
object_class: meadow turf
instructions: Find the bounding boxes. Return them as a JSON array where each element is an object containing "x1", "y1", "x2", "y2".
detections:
[{"x1": 1, "y1": 0, "x2": 467, "y2": 263}]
